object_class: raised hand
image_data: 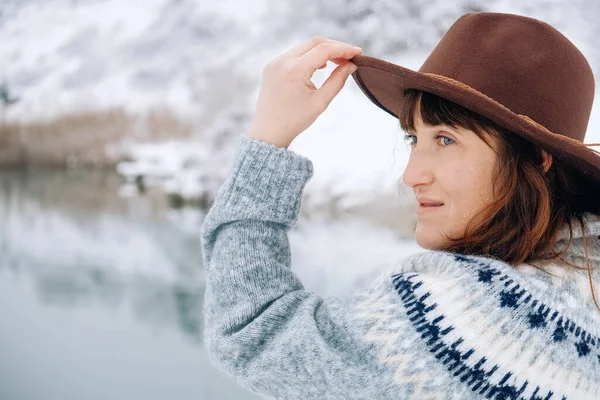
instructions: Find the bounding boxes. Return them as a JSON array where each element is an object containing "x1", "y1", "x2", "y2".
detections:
[{"x1": 249, "y1": 36, "x2": 362, "y2": 148}]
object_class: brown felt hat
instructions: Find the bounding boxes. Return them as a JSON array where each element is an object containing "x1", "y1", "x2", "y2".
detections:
[{"x1": 349, "y1": 12, "x2": 600, "y2": 185}]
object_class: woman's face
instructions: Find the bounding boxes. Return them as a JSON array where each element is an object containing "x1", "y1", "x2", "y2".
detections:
[{"x1": 402, "y1": 114, "x2": 499, "y2": 250}]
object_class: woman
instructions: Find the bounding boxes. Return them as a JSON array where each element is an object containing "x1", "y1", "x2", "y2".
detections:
[{"x1": 201, "y1": 12, "x2": 600, "y2": 399}]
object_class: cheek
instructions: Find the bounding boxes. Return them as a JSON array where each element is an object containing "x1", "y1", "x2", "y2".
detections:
[
  {"x1": 444, "y1": 163, "x2": 493, "y2": 219},
  {"x1": 439, "y1": 163, "x2": 493, "y2": 227}
]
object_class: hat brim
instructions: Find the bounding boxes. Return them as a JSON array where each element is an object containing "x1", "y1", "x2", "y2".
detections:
[{"x1": 349, "y1": 54, "x2": 600, "y2": 185}]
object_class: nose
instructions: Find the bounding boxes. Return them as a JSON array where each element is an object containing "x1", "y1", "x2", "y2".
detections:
[{"x1": 402, "y1": 150, "x2": 435, "y2": 189}]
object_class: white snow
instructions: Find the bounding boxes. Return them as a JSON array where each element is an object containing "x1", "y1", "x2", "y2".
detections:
[{"x1": 1, "y1": 0, "x2": 598, "y2": 223}]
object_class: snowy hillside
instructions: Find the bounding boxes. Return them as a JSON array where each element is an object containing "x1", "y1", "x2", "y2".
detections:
[
  {"x1": 1, "y1": 0, "x2": 599, "y2": 221},
  {"x1": 1, "y1": 0, "x2": 598, "y2": 121}
]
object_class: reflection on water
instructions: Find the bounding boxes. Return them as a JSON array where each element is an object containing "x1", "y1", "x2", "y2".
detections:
[
  {"x1": 30, "y1": 266, "x2": 204, "y2": 337},
  {"x1": 0, "y1": 168, "x2": 421, "y2": 400},
  {"x1": 0, "y1": 168, "x2": 260, "y2": 400}
]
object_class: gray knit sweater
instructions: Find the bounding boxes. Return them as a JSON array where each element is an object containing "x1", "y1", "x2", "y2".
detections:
[{"x1": 200, "y1": 133, "x2": 600, "y2": 399}]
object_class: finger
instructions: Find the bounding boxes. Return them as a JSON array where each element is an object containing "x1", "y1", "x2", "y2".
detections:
[
  {"x1": 317, "y1": 62, "x2": 357, "y2": 108},
  {"x1": 299, "y1": 42, "x2": 362, "y2": 72},
  {"x1": 317, "y1": 57, "x2": 353, "y2": 70},
  {"x1": 329, "y1": 57, "x2": 352, "y2": 65},
  {"x1": 286, "y1": 36, "x2": 341, "y2": 58}
]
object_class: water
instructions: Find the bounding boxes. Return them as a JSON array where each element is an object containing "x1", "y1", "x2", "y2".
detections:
[
  {"x1": 0, "y1": 168, "x2": 260, "y2": 400},
  {"x1": 0, "y1": 168, "x2": 421, "y2": 400}
]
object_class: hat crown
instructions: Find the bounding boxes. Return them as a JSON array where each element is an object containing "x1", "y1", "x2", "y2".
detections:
[{"x1": 419, "y1": 12, "x2": 595, "y2": 141}]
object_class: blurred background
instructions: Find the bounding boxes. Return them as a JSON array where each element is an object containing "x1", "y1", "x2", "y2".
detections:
[{"x1": 0, "y1": 1, "x2": 599, "y2": 399}]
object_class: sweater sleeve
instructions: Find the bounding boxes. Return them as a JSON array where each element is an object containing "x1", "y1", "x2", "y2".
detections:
[
  {"x1": 200, "y1": 134, "x2": 392, "y2": 399},
  {"x1": 200, "y1": 134, "x2": 600, "y2": 400}
]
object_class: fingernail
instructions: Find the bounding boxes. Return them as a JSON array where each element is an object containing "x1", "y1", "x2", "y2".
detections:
[{"x1": 349, "y1": 64, "x2": 358, "y2": 74}]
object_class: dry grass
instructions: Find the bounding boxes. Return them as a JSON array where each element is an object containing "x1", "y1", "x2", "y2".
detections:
[{"x1": 0, "y1": 107, "x2": 193, "y2": 168}]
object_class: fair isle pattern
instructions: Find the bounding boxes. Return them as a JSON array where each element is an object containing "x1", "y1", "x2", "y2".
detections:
[
  {"x1": 454, "y1": 255, "x2": 600, "y2": 362},
  {"x1": 392, "y1": 271, "x2": 559, "y2": 400},
  {"x1": 389, "y1": 254, "x2": 600, "y2": 400},
  {"x1": 351, "y1": 287, "x2": 457, "y2": 399}
]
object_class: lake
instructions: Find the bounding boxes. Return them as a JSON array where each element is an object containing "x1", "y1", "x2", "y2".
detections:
[{"x1": 0, "y1": 168, "x2": 421, "y2": 400}]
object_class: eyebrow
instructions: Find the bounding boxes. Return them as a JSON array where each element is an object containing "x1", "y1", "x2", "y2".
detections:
[
  {"x1": 437, "y1": 125, "x2": 462, "y2": 135},
  {"x1": 410, "y1": 126, "x2": 463, "y2": 135}
]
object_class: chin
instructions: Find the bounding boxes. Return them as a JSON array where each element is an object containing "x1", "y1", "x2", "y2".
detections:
[
  {"x1": 416, "y1": 237, "x2": 443, "y2": 250},
  {"x1": 414, "y1": 227, "x2": 445, "y2": 250}
]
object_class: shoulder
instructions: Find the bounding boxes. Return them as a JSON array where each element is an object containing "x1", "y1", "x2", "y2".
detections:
[
  {"x1": 358, "y1": 248, "x2": 600, "y2": 349},
  {"x1": 347, "y1": 250, "x2": 600, "y2": 399},
  {"x1": 370, "y1": 250, "x2": 517, "y2": 286}
]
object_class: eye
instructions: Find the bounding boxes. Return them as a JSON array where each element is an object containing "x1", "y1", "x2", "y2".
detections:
[
  {"x1": 436, "y1": 135, "x2": 455, "y2": 146},
  {"x1": 403, "y1": 134, "x2": 417, "y2": 145}
]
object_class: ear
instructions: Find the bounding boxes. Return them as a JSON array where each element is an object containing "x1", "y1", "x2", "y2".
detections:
[{"x1": 541, "y1": 149, "x2": 553, "y2": 172}]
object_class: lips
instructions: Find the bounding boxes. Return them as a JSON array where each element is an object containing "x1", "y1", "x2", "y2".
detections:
[
  {"x1": 416, "y1": 197, "x2": 444, "y2": 207},
  {"x1": 416, "y1": 197, "x2": 444, "y2": 214}
]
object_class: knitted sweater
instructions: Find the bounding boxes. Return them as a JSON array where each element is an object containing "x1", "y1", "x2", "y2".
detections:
[{"x1": 200, "y1": 134, "x2": 600, "y2": 400}]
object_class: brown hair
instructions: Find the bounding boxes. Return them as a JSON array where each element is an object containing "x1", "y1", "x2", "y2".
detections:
[{"x1": 398, "y1": 89, "x2": 600, "y2": 310}]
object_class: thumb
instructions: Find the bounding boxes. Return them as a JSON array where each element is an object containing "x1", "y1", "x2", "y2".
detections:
[{"x1": 317, "y1": 62, "x2": 357, "y2": 108}]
